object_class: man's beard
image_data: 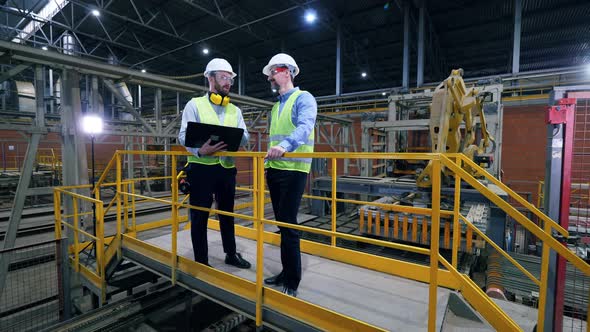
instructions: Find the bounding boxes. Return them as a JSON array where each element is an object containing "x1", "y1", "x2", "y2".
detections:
[{"x1": 214, "y1": 81, "x2": 230, "y2": 97}]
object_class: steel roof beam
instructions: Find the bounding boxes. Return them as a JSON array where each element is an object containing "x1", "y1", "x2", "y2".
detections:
[{"x1": 0, "y1": 40, "x2": 272, "y2": 108}]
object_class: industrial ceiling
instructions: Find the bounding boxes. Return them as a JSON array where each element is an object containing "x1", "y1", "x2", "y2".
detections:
[{"x1": 0, "y1": 0, "x2": 588, "y2": 99}]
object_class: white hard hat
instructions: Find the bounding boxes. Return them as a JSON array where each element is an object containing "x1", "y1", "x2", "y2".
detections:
[
  {"x1": 262, "y1": 53, "x2": 300, "y2": 77},
  {"x1": 204, "y1": 58, "x2": 236, "y2": 78}
]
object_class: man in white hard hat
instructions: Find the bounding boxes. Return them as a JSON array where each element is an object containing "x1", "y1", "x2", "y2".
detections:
[
  {"x1": 178, "y1": 58, "x2": 251, "y2": 269},
  {"x1": 261, "y1": 53, "x2": 317, "y2": 297}
]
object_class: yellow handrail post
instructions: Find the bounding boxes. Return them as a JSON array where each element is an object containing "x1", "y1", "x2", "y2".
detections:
[
  {"x1": 123, "y1": 181, "x2": 129, "y2": 232},
  {"x1": 255, "y1": 157, "x2": 265, "y2": 328},
  {"x1": 537, "y1": 221, "x2": 551, "y2": 332},
  {"x1": 171, "y1": 155, "x2": 178, "y2": 284},
  {"x1": 96, "y1": 201, "x2": 106, "y2": 303},
  {"x1": 452, "y1": 158, "x2": 462, "y2": 268},
  {"x1": 73, "y1": 198, "x2": 79, "y2": 272},
  {"x1": 252, "y1": 156, "x2": 258, "y2": 231},
  {"x1": 116, "y1": 152, "x2": 122, "y2": 257},
  {"x1": 132, "y1": 181, "x2": 137, "y2": 233},
  {"x1": 331, "y1": 158, "x2": 337, "y2": 246},
  {"x1": 428, "y1": 157, "x2": 441, "y2": 332},
  {"x1": 54, "y1": 190, "x2": 62, "y2": 239}
]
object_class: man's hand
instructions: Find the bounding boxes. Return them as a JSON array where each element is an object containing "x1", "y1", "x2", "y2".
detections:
[
  {"x1": 265, "y1": 145, "x2": 286, "y2": 160},
  {"x1": 199, "y1": 139, "x2": 227, "y2": 156}
]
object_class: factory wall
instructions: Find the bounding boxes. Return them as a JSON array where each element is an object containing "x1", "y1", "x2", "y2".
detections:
[{"x1": 501, "y1": 104, "x2": 548, "y2": 206}]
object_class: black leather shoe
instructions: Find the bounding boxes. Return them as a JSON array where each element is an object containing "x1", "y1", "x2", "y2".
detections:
[
  {"x1": 225, "y1": 253, "x2": 251, "y2": 269},
  {"x1": 282, "y1": 286, "x2": 297, "y2": 297},
  {"x1": 264, "y1": 272, "x2": 284, "y2": 286}
]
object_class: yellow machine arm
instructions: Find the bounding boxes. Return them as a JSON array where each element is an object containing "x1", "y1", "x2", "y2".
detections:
[{"x1": 416, "y1": 69, "x2": 495, "y2": 187}]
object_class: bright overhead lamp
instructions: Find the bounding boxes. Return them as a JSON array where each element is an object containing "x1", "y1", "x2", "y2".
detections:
[
  {"x1": 202, "y1": 48, "x2": 209, "y2": 55},
  {"x1": 141, "y1": 69, "x2": 146, "y2": 73},
  {"x1": 361, "y1": 72, "x2": 367, "y2": 78},
  {"x1": 41, "y1": 46, "x2": 48, "y2": 51},
  {"x1": 382, "y1": 92, "x2": 386, "y2": 96},
  {"x1": 82, "y1": 114, "x2": 103, "y2": 135},
  {"x1": 304, "y1": 9, "x2": 317, "y2": 24},
  {"x1": 92, "y1": 9, "x2": 100, "y2": 17}
]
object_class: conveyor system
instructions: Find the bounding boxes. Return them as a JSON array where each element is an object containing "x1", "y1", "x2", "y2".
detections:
[
  {"x1": 311, "y1": 175, "x2": 507, "y2": 249},
  {"x1": 358, "y1": 199, "x2": 489, "y2": 253}
]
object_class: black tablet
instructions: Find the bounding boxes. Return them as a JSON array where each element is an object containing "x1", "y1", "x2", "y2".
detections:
[{"x1": 184, "y1": 121, "x2": 244, "y2": 152}]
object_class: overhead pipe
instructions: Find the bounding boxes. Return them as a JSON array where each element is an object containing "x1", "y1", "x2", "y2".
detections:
[{"x1": 316, "y1": 65, "x2": 590, "y2": 102}]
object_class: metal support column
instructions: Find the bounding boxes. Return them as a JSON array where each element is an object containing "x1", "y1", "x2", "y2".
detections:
[
  {"x1": 155, "y1": 88, "x2": 162, "y2": 134},
  {"x1": 0, "y1": 65, "x2": 46, "y2": 298},
  {"x1": 49, "y1": 69, "x2": 55, "y2": 114},
  {"x1": 154, "y1": 88, "x2": 169, "y2": 190},
  {"x1": 360, "y1": 126, "x2": 370, "y2": 177},
  {"x1": 125, "y1": 130, "x2": 134, "y2": 179},
  {"x1": 543, "y1": 98, "x2": 576, "y2": 332},
  {"x1": 512, "y1": 0, "x2": 522, "y2": 75},
  {"x1": 336, "y1": 22, "x2": 342, "y2": 96},
  {"x1": 164, "y1": 139, "x2": 170, "y2": 191},
  {"x1": 140, "y1": 135, "x2": 152, "y2": 195},
  {"x1": 90, "y1": 75, "x2": 101, "y2": 116},
  {"x1": 59, "y1": 237, "x2": 72, "y2": 320},
  {"x1": 402, "y1": 3, "x2": 410, "y2": 89},
  {"x1": 417, "y1": 2, "x2": 425, "y2": 87},
  {"x1": 387, "y1": 98, "x2": 397, "y2": 153},
  {"x1": 238, "y1": 55, "x2": 244, "y2": 95},
  {"x1": 60, "y1": 69, "x2": 90, "y2": 234},
  {"x1": 343, "y1": 126, "x2": 349, "y2": 175}
]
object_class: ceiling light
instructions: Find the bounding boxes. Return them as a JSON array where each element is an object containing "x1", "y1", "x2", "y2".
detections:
[
  {"x1": 202, "y1": 48, "x2": 209, "y2": 55},
  {"x1": 382, "y1": 92, "x2": 386, "y2": 96},
  {"x1": 41, "y1": 46, "x2": 48, "y2": 51},
  {"x1": 304, "y1": 10, "x2": 317, "y2": 24},
  {"x1": 92, "y1": 9, "x2": 100, "y2": 17},
  {"x1": 141, "y1": 69, "x2": 146, "y2": 73},
  {"x1": 361, "y1": 72, "x2": 367, "y2": 78}
]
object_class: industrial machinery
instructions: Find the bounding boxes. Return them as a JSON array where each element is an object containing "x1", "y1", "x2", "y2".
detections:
[
  {"x1": 310, "y1": 69, "x2": 507, "y2": 272},
  {"x1": 416, "y1": 68, "x2": 495, "y2": 187}
]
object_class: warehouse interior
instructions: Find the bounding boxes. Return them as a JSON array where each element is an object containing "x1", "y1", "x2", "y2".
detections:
[{"x1": 0, "y1": 0, "x2": 589, "y2": 331}]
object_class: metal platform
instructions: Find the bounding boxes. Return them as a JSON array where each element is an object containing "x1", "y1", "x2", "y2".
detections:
[{"x1": 122, "y1": 228, "x2": 539, "y2": 331}]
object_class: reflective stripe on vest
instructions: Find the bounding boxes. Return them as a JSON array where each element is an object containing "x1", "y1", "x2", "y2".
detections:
[
  {"x1": 187, "y1": 95, "x2": 238, "y2": 168},
  {"x1": 266, "y1": 90, "x2": 314, "y2": 173}
]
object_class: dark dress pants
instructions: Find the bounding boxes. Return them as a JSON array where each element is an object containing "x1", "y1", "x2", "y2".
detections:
[
  {"x1": 187, "y1": 163, "x2": 237, "y2": 264},
  {"x1": 266, "y1": 168, "x2": 308, "y2": 290}
]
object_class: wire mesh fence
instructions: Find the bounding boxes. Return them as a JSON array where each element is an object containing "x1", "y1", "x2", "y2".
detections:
[
  {"x1": 561, "y1": 98, "x2": 590, "y2": 331},
  {"x1": 0, "y1": 239, "x2": 64, "y2": 332},
  {"x1": 563, "y1": 263, "x2": 589, "y2": 331}
]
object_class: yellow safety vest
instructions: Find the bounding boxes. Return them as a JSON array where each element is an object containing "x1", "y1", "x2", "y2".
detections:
[
  {"x1": 187, "y1": 95, "x2": 238, "y2": 168},
  {"x1": 266, "y1": 90, "x2": 314, "y2": 173}
]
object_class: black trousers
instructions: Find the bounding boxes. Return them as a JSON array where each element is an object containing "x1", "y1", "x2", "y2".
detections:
[
  {"x1": 187, "y1": 163, "x2": 237, "y2": 264},
  {"x1": 266, "y1": 168, "x2": 308, "y2": 290}
]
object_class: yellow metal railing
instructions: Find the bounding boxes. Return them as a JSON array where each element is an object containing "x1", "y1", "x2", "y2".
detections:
[
  {"x1": 53, "y1": 184, "x2": 107, "y2": 300},
  {"x1": 54, "y1": 150, "x2": 590, "y2": 332}
]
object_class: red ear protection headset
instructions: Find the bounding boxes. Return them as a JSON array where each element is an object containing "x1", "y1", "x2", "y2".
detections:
[{"x1": 208, "y1": 92, "x2": 230, "y2": 106}]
